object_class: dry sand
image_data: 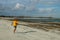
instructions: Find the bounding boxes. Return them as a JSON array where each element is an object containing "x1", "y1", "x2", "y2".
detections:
[{"x1": 0, "y1": 19, "x2": 60, "y2": 40}]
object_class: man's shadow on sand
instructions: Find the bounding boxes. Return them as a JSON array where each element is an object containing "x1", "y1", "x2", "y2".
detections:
[{"x1": 16, "y1": 30, "x2": 37, "y2": 34}]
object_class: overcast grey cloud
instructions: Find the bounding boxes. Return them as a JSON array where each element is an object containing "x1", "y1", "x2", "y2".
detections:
[{"x1": 0, "y1": 0, "x2": 60, "y2": 18}]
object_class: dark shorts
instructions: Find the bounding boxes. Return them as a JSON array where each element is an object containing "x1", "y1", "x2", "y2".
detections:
[{"x1": 14, "y1": 26, "x2": 17, "y2": 29}]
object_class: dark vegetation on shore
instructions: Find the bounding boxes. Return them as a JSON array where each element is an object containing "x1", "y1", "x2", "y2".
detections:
[{"x1": 0, "y1": 15, "x2": 55, "y2": 18}]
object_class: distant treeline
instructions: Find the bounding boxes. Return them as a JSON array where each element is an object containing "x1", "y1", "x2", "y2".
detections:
[
  {"x1": 0, "y1": 15, "x2": 53, "y2": 18},
  {"x1": 0, "y1": 15, "x2": 32, "y2": 18}
]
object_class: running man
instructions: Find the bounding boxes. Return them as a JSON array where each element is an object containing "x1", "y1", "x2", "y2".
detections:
[{"x1": 12, "y1": 19, "x2": 18, "y2": 33}]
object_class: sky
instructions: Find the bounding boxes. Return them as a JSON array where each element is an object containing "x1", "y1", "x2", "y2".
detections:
[{"x1": 0, "y1": 0, "x2": 60, "y2": 18}]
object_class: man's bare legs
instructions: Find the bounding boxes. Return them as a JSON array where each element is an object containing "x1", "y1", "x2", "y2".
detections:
[
  {"x1": 13, "y1": 26, "x2": 17, "y2": 33},
  {"x1": 14, "y1": 28, "x2": 16, "y2": 33}
]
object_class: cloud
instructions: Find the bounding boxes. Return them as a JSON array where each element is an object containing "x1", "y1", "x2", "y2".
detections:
[
  {"x1": 30, "y1": 0, "x2": 59, "y2": 5},
  {"x1": 38, "y1": 8, "x2": 55, "y2": 13},
  {"x1": 39, "y1": 0, "x2": 60, "y2": 5},
  {"x1": 14, "y1": 3, "x2": 25, "y2": 9},
  {"x1": 24, "y1": 0, "x2": 40, "y2": 11},
  {"x1": 0, "y1": 0, "x2": 59, "y2": 18},
  {"x1": 25, "y1": 0, "x2": 58, "y2": 12}
]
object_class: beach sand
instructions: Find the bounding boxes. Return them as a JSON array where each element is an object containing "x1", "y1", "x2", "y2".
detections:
[{"x1": 0, "y1": 19, "x2": 60, "y2": 40}]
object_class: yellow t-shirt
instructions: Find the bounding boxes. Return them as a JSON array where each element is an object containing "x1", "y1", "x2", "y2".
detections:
[{"x1": 13, "y1": 20, "x2": 18, "y2": 26}]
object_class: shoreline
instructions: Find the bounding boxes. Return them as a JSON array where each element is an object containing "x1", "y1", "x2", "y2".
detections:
[{"x1": 1, "y1": 17, "x2": 60, "y2": 31}]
